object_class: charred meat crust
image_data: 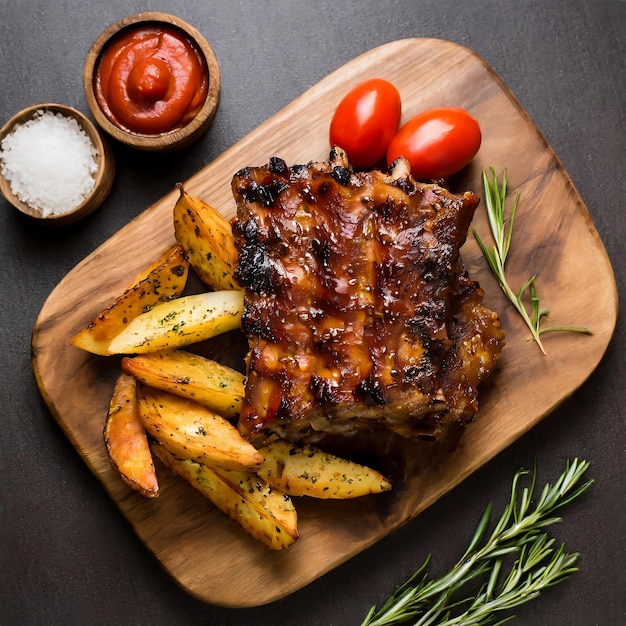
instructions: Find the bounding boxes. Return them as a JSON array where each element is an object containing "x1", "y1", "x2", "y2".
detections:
[{"x1": 231, "y1": 149, "x2": 504, "y2": 446}]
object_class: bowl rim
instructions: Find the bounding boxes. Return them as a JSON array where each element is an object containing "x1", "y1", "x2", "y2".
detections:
[
  {"x1": 84, "y1": 11, "x2": 221, "y2": 151},
  {"x1": 0, "y1": 102, "x2": 114, "y2": 223}
]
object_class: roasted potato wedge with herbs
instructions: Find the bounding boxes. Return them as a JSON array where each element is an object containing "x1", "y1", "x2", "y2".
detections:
[
  {"x1": 104, "y1": 373, "x2": 159, "y2": 498},
  {"x1": 256, "y1": 440, "x2": 392, "y2": 499},
  {"x1": 70, "y1": 244, "x2": 189, "y2": 356},
  {"x1": 137, "y1": 386, "x2": 263, "y2": 471},
  {"x1": 106, "y1": 290, "x2": 244, "y2": 355},
  {"x1": 121, "y1": 350, "x2": 244, "y2": 420},
  {"x1": 174, "y1": 186, "x2": 240, "y2": 290},
  {"x1": 152, "y1": 444, "x2": 298, "y2": 550}
]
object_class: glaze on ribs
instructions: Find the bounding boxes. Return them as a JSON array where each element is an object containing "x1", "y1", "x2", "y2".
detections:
[{"x1": 231, "y1": 149, "x2": 504, "y2": 446}]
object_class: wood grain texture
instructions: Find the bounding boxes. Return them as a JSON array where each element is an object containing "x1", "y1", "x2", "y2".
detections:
[{"x1": 31, "y1": 39, "x2": 618, "y2": 607}]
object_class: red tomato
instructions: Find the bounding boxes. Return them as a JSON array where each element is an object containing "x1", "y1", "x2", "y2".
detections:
[
  {"x1": 330, "y1": 78, "x2": 401, "y2": 169},
  {"x1": 386, "y1": 107, "x2": 481, "y2": 179}
]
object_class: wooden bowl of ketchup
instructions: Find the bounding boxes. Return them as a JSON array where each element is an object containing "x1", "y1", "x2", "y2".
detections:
[{"x1": 84, "y1": 12, "x2": 220, "y2": 151}]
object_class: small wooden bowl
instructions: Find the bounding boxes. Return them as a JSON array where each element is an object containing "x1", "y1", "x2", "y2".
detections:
[
  {"x1": 0, "y1": 103, "x2": 115, "y2": 225},
  {"x1": 84, "y1": 12, "x2": 221, "y2": 151}
]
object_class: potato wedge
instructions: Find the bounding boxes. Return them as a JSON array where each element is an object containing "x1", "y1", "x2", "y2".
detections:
[
  {"x1": 137, "y1": 386, "x2": 262, "y2": 471},
  {"x1": 152, "y1": 443, "x2": 298, "y2": 550},
  {"x1": 173, "y1": 186, "x2": 239, "y2": 290},
  {"x1": 256, "y1": 440, "x2": 392, "y2": 499},
  {"x1": 70, "y1": 244, "x2": 189, "y2": 355},
  {"x1": 121, "y1": 350, "x2": 244, "y2": 420},
  {"x1": 104, "y1": 373, "x2": 159, "y2": 498},
  {"x1": 106, "y1": 290, "x2": 244, "y2": 355}
]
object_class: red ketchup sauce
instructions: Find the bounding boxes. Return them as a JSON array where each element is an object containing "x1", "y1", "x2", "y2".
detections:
[{"x1": 94, "y1": 24, "x2": 208, "y2": 135}]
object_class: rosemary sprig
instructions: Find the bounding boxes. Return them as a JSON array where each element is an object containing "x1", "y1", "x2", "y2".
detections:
[
  {"x1": 360, "y1": 458, "x2": 592, "y2": 626},
  {"x1": 472, "y1": 167, "x2": 591, "y2": 354}
]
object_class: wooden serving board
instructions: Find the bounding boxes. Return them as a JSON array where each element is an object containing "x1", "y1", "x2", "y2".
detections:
[{"x1": 32, "y1": 39, "x2": 618, "y2": 607}]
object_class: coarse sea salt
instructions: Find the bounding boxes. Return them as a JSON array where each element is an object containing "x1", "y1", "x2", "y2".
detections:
[{"x1": 0, "y1": 109, "x2": 99, "y2": 218}]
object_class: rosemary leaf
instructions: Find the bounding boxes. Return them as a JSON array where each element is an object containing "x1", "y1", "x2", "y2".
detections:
[
  {"x1": 360, "y1": 459, "x2": 592, "y2": 626},
  {"x1": 472, "y1": 167, "x2": 591, "y2": 354}
]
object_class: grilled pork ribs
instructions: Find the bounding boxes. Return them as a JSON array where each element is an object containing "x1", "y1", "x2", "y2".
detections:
[{"x1": 232, "y1": 149, "x2": 504, "y2": 446}]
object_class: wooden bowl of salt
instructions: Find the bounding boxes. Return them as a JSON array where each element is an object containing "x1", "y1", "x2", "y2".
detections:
[{"x1": 0, "y1": 103, "x2": 115, "y2": 225}]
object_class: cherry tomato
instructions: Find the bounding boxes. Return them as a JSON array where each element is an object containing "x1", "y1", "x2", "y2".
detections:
[
  {"x1": 330, "y1": 78, "x2": 401, "y2": 169},
  {"x1": 386, "y1": 107, "x2": 481, "y2": 179}
]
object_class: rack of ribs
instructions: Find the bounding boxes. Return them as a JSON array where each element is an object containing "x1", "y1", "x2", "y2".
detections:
[{"x1": 231, "y1": 148, "x2": 504, "y2": 446}]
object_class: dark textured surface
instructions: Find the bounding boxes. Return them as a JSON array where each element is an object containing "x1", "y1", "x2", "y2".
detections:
[{"x1": 0, "y1": 1, "x2": 624, "y2": 624}]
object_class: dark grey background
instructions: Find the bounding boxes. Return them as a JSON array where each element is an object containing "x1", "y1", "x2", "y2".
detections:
[{"x1": 1, "y1": 1, "x2": 624, "y2": 624}]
